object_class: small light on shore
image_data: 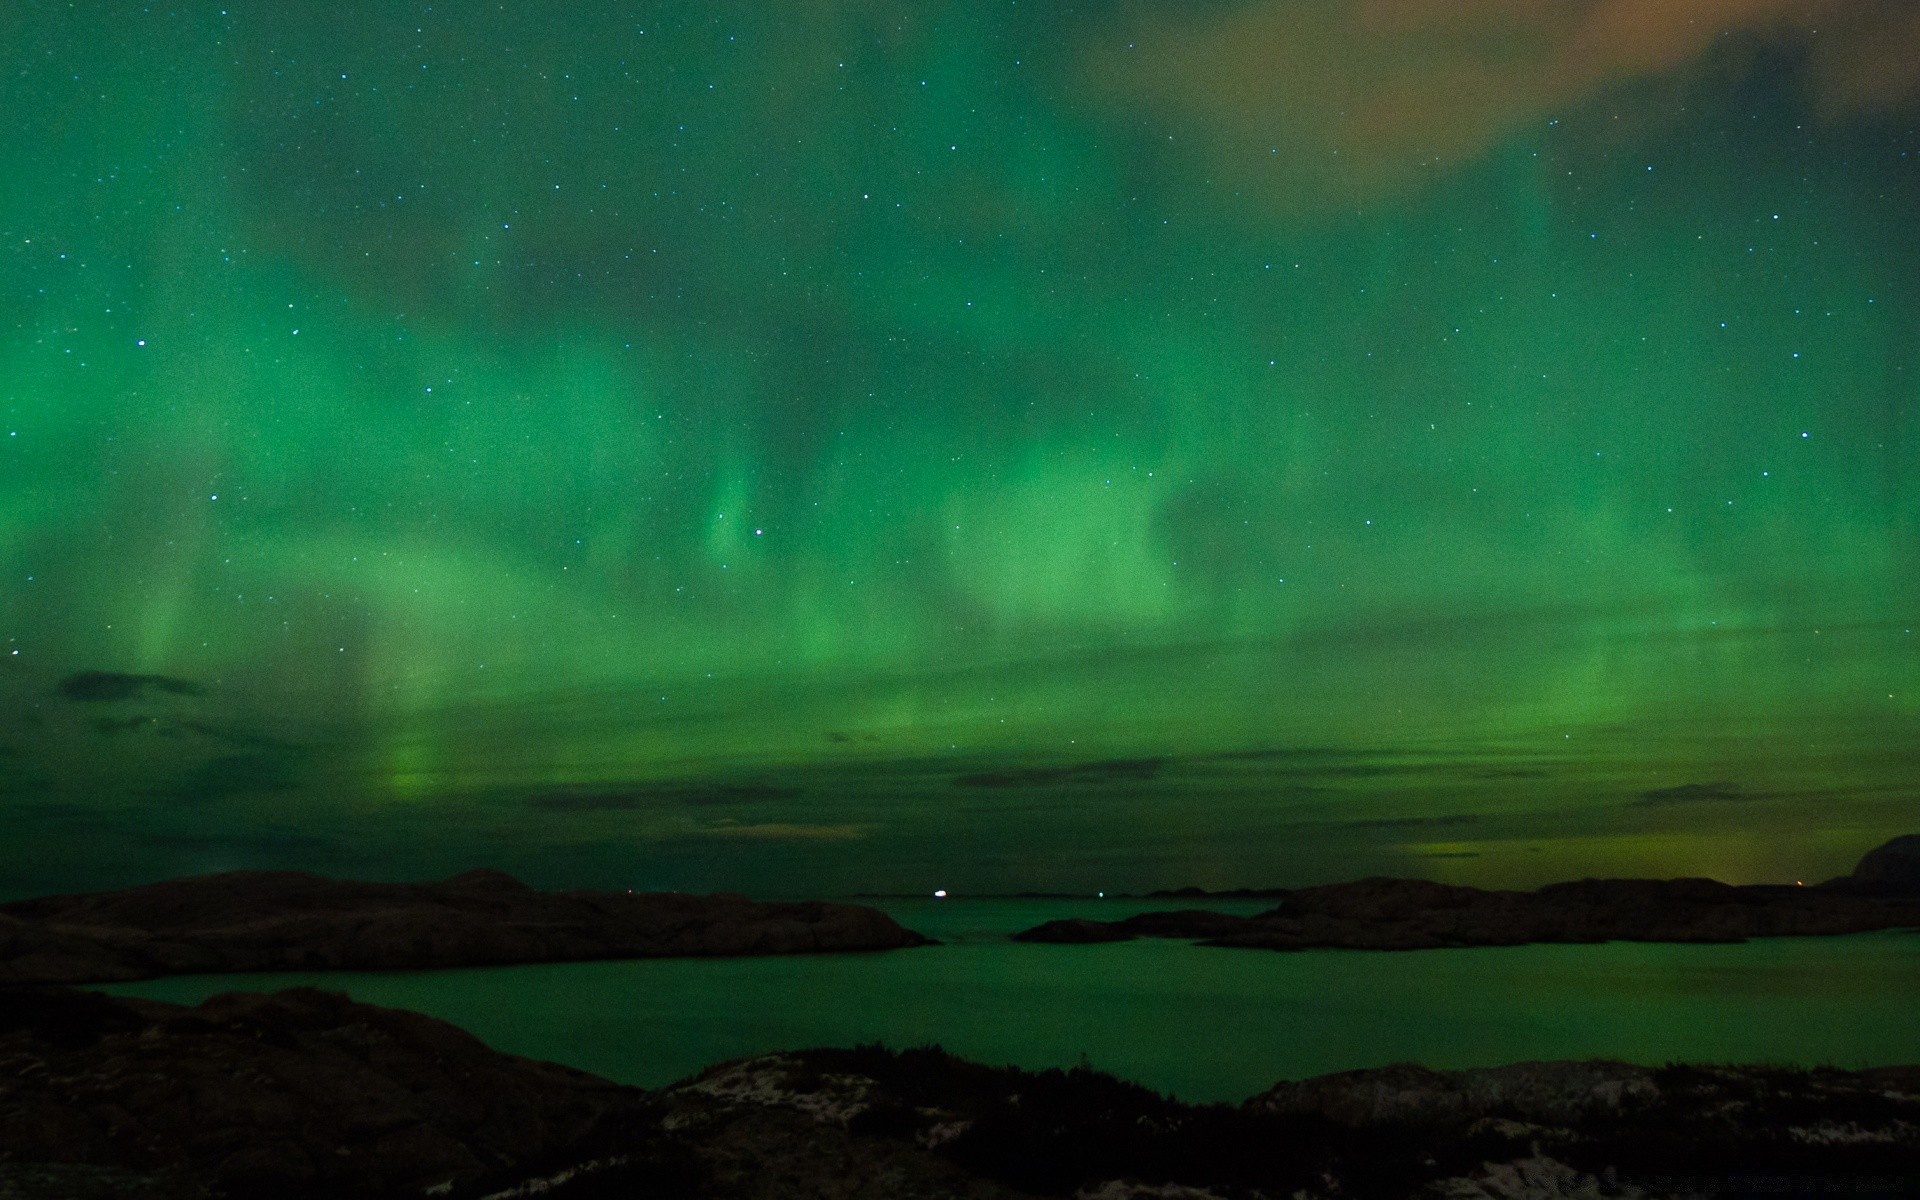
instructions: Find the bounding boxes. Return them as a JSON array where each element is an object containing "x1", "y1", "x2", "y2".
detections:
[
  {"x1": 933, "y1": 888, "x2": 948, "y2": 899},
  {"x1": 1097, "y1": 891, "x2": 1104, "y2": 898}
]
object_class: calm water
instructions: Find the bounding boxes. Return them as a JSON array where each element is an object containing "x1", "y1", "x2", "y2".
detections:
[{"x1": 101, "y1": 899, "x2": 1920, "y2": 1103}]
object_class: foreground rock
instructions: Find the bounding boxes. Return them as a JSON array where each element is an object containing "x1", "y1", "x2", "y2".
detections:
[
  {"x1": 0, "y1": 869, "x2": 933, "y2": 985},
  {"x1": 1016, "y1": 835, "x2": 1920, "y2": 951},
  {"x1": 0, "y1": 986, "x2": 656, "y2": 1198},
  {"x1": 6, "y1": 988, "x2": 1916, "y2": 1198},
  {"x1": 655, "y1": 1049, "x2": 1920, "y2": 1200}
]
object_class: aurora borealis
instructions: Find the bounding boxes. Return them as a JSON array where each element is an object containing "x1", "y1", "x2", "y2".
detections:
[{"x1": 2, "y1": 1, "x2": 1916, "y2": 899}]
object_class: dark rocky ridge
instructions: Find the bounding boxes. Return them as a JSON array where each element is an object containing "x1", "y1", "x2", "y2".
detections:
[
  {"x1": 0, "y1": 869, "x2": 933, "y2": 985},
  {"x1": 5, "y1": 987, "x2": 1917, "y2": 1199},
  {"x1": 1014, "y1": 835, "x2": 1920, "y2": 950},
  {"x1": 0, "y1": 986, "x2": 657, "y2": 1198}
]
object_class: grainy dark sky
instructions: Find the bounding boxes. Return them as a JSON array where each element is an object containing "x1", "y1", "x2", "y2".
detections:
[{"x1": 2, "y1": 1, "x2": 1916, "y2": 897}]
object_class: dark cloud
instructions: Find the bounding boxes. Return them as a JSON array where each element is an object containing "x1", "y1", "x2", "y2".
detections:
[
  {"x1": 1633, "y1": 781, "x2": 1749, "y2": 806},
  {"x1": 954, "y1": 758, "x2": 1165, "y2": 789},
  {"x1": 1199, "y1": 749, "x2": 1413, "y2": 780},
  {"x1": 680, "y1": 784, "x2": 804, "y2": 806},
  {"x1": 1340, "y1": 813, "x2": 1483, "y2": 830},
  {"x1": 528, "y1": 783, "x2": 802, "y2": 812},
  {"x1": 527, "y1": 792, "x2": 648, "y2": 813},
  {"x1": 686, "y1": 820, "x2": 871, "y2": 842},
  {"x1": 942, "y1": 747, "x2": 1555, "y2": 794},
  {"x1": 1202, "y1": 747, "x2": 1550, "y2": 784},
  {"x1": 80, "y1": 713, "x2": 290, "y2": 748},
  {"x1": 56, "y1": 671, "x2": 204, "y2": 703}
]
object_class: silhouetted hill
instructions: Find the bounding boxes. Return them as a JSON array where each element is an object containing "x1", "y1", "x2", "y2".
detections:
[{"x1": 1015, "y1": 835, "x2": 1920, "y2": 950}]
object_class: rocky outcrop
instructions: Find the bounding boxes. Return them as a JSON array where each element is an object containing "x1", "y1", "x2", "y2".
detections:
[
  {"x1": 1252, "y1": 1059, "x2": 1664, "y2": 1128},
  {"x1": 1015, "y1": 836, "x2": 1920, "y2": 950},
  {"x1": 1255, "y1": 1057, "x2": 1920, "y2": 1196},
  {"x1": 4, "y1": 993, "x2": 1917, "y2": 1199},
  {"x1": 656, "y1": 1049, "x2": 1920, "y2": 1200},
  {"x1": 0, "y1": 985, "x2": 657, "y2": 1198},
  {"x1": 0, "y1": 869, "x2": 933, "y2": 985}
]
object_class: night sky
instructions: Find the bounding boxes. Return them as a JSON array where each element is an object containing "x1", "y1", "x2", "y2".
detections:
[{"x1": 3, "y1": 1, "x2": 1917, "y2": 899}]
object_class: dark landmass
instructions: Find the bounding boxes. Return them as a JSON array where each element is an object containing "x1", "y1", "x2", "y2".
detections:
[
  {"x1": 1015, "y1": 835, "x2": 1920, "y2": 950},
  {"x1": 847, "y1": 892, "x2": 1084, "y2": 900},
  {"x1": 845, "y1": 889, "x2": 1278, "y2": 901},
  {"x1": 5, "y1": 986, "x2": 1918, "y2": 1199},
  {"x1": 1143, "y1": 885, "x2": 1292, "y2": 900},
  {"x1": 1848, "y1": 833, "x2": 1920, "y2": 892},
  {"x1": 0, "y1": 986, "x2": 654, "y2": 1198},
  {"x1": 0, "y1": 869, "x2": 934, "y2": 985}
]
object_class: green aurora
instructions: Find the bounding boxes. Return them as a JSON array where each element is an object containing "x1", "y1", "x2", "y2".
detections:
[{"x1": 2, "y1": 1, "x2": 1916, "y2": 897}]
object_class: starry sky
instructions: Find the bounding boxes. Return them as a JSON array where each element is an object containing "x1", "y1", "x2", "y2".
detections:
[{"x1": 2, "y1": 0, "x2": 1917, "y2": 899}]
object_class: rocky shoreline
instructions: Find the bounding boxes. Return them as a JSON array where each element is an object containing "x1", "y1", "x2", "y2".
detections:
[
  {"x1": 0, "y1": 869, "x2": 934, "y2": 985},
  {"x1": 1014, "y1": 835, "x2": 1920, "y2": 952},
  {"x1": 3, "y1": 985, "x2": 1917, "y2": 1198}
]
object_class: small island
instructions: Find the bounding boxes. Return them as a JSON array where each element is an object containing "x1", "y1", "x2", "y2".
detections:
[
  {"x1": 1015, "y1": 834, "x2": 1920, "y2": 950},
  {"x1": 0, "y1": 869, "x2": 934, "y2": 986}
]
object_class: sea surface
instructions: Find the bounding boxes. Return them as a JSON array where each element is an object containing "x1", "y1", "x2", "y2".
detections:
[{"x1": 100, "y1": 898, "x2": 1920, "y2": 1104}]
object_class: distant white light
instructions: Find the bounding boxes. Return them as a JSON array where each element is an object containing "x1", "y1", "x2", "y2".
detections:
[{"x1": 933, "y1": 889, "x2": 948, "y2": 899}]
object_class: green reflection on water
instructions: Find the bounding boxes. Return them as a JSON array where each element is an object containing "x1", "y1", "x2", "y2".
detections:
[{"x1": 101, "y1": 905, "x2": 1920, "y2": 1104}]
